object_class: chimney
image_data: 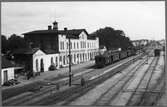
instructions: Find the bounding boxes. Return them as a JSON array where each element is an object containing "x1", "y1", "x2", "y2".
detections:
[
  {"x1": 29, "y1": 42, "x2": 33, "y2": 49},
  {"x1": 48, "y1": 25, "x2": 52, "y2": 30},
  {"x1": 53, "y1": 21, "x2": 58, "y2": 30},
  {"x1": 64, "y1": 27, "x2": 67, "y2": 31}
]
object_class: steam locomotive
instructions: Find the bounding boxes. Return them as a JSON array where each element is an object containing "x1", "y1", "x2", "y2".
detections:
[{"x1": 95, "y1": 49, "x2": 136, "y2": 68}]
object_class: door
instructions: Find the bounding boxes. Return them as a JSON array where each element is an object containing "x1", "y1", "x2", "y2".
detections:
[
  {"x1": 40, "y1": 59, "x2": 44, "y2": 72},
  {"x1": 4, "y1": 70, "x2": 8, "y2": 83}
]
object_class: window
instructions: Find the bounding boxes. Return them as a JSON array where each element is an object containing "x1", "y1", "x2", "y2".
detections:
[
  {"x1": 83, "y1": 42, "x2": 84, "y2": 48},
  {"x1": 60, "y1": 42, "x2": 62, "y2": 50},
  {"x1": 63, "y1": 56, "x2": 66, "y2": 65},
  {"x1": 60, "y1": 56, "x2": 62, "y2": 61},
  {"x1": 62, "y1": 42, "x2": 64, "y2": 50},
  {"x1": 74, "y1": 42, "x2": 75, "y2": 49},
  {"x1": 51, "y1": 57, "x2": 54, "y2": 65},
  {"x1": 67, "y1": 43, "x2": 68, "y2": 49},
  {"x1": 55, "y1": 57, "x2": 58, "y2": 65},
  {"x1": 36, "y1": 59, "x2": 38, "y2": 72},
  {"x1": 77, "y1": 42, "x2": 79, "y2": 49},
  {"x1": 3, "y1": 70, "x2": 8, "y2": 82},
  {"x1": 40, "y1": 59, "x2": 44, "y2": 72},
  {"x1": 70, "y1": 42, "x2": 72, "y2": 49},
  {"x1": 74, "y1": 54, "x2": 76, "y2": 62},
  {"x1": 80, "y1": 41, "x2": 82, "y2": 48}
]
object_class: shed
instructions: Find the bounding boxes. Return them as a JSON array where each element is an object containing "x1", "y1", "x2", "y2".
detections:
[{"x1": 1, "y1": 56, "x2": 15, "y2": 85}]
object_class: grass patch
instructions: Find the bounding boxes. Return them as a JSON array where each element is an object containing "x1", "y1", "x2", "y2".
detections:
[{"x1": 2, "y1": 81, "x2": 43, "y2": 100}]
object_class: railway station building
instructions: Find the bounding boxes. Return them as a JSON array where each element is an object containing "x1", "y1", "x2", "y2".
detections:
[{"x1": 15, "y1": 21, "x2": 99, "y2": 73}]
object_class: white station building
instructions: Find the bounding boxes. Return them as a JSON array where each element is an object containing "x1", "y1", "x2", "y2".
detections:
[{"x1": 13, "y1": 21, "x2": 99, "y2": 74}]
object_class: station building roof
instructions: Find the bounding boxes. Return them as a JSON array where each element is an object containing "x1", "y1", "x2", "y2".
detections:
[{"x1": 23, "y1": 29, "x2": 97, "y2": 40}]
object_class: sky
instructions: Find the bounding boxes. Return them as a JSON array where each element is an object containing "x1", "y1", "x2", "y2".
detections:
[{"x1": 1, "y1": 1, "x2": 165, "y2": 40}]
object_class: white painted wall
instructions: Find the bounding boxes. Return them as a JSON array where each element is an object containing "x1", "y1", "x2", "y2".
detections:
[
  {"x1": 1, "y1": 68, "x2": 14, "y2": 85},
  {"x1": 33, "y1": 50, "x2": 59, "y2": 72},
  {"x1": 58, "y1": 31, "x2": 99, "y2": 67},
  {"x1": 30, "y1": 31, "x2": 99, "y2": 72}
]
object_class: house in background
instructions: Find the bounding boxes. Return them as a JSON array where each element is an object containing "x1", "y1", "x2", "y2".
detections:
[{"x1": 1, "y1": 56, "x2": 15, "y2": 85}]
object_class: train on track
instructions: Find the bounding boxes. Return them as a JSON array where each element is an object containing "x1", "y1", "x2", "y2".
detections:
[{"x1": 95, "y1": 49, "x2": 136, "y2": 68}]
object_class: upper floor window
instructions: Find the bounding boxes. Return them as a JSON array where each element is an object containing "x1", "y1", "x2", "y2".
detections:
[
  {"x1": 67, "y1": 43, "x2": 68, "y2": 49},
  {"x1": 80, "y1": 41, "x2": 82, "y2": 48},
  {"x1": 62, "y1": 42, "x2": 64, "y2": 50},
  {"x1": 73, "y1": 42, "x2": 75, "y2": 49},
  {"x1": 70, "y1": 42, "x2": 72, "y2": 49},
  {"x1": 77, "y1": 42, "x2": 79, "y2": 49},
  {"x1": 60, "y1": 41, "x2": 64, "y2": 50}
]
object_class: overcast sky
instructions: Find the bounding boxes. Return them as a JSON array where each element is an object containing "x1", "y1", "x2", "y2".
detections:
[{"x1": 1, "y1": 1, "x2": 165, "y2": 40}]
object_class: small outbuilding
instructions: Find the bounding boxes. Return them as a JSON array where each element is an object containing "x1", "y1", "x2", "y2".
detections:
[{"x1": 1, "y1": 56, "x2": 15, "y2": 85}]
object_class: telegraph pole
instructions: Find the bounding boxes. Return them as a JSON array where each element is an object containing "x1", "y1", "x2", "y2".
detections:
[{"x1": 68, "y1": 31, "x2": 72, "y2": 86}]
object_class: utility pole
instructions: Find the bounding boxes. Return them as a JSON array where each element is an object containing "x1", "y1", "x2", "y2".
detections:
[{"x1": 68, "y1": 31, "x2": 72, "y2": 86}]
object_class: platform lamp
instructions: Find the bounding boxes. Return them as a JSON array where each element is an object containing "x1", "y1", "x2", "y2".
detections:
[{"x1": 65, "y1": 28, "x2": 72, "y2": 86}]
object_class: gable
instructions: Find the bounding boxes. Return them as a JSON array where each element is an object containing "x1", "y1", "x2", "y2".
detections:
[
  {"x1": 79, "y1": 31, "x2": 88, "y2": 40},
  {"x1": 33, "y1": 50, "x2": 46, "y2": 57}
]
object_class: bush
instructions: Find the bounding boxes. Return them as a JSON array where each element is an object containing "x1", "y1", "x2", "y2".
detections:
[
  {"x1": 49, "y1": 65, "x2": 56, "y2": 71},
  {"x1": 3, "y1": 79, "x2": 20, "y2": 86}
]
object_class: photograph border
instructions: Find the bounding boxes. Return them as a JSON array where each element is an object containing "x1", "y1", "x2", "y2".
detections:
[{"x1": 0, "y1": 0, "x2": 166, "y2": 107}]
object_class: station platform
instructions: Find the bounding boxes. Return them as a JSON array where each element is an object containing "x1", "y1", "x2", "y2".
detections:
[{"x1": 2, "y1": 60, "x2": 95, "y2": 90}]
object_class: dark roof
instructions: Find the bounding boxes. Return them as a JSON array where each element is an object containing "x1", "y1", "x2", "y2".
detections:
[
  {"x1": 12, "y1": 48, "x2": 40, "y2": 55},
  {"x1": 43, "y1": 49, "x2": 59, "y2": 54},
  {"x1": 2, "y1": 56, "x2": 15, "y2": 68},
  {"x1": 23, "y1": 29, "x2": 97, "y2": 40},
  {"x1": 12, "y1": 48, "x2": 59, "y2": 55}
]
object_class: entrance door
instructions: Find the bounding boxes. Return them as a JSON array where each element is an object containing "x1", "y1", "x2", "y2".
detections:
[
  {"x1": 4, "y1": 70, "x2": 8, "y2": 83},
  {"x1": 40, "y1": 59, "x2": 44, "y2": 72}
]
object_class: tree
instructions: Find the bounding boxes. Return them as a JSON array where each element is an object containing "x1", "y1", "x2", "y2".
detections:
[
  {"x1": 8, "y1": 34, "x2": 29, "y2": 52},
  {"x1": 1, "y1": 35, "x2": 8, "y2": 54},
  {"x1": 90, "y1": 27, "x2": 133, "y2": 50}
]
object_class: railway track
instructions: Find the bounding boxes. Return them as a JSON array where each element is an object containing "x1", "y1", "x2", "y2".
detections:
[
  {"x1": 109, "y1": 54, "x2": 164, "y2": 106},
  {"x1": 28, "y1": 55, "x2": 143, "y2": 106},
  {"x1": 3, "y1": 53, "x2": 144, "y2": 106},
  {"x1": 91, "y1": 56, "x2": 149, "y2": 105},
  {"x1": 67, "y1": 53, "x2": 162, "y2": 106},
  {"x1": 125, "y1": 56, "x2": 159, "y2": 105},
  {"x1": 135, "y1": 54, "x2": 165, "y2": 106}
]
